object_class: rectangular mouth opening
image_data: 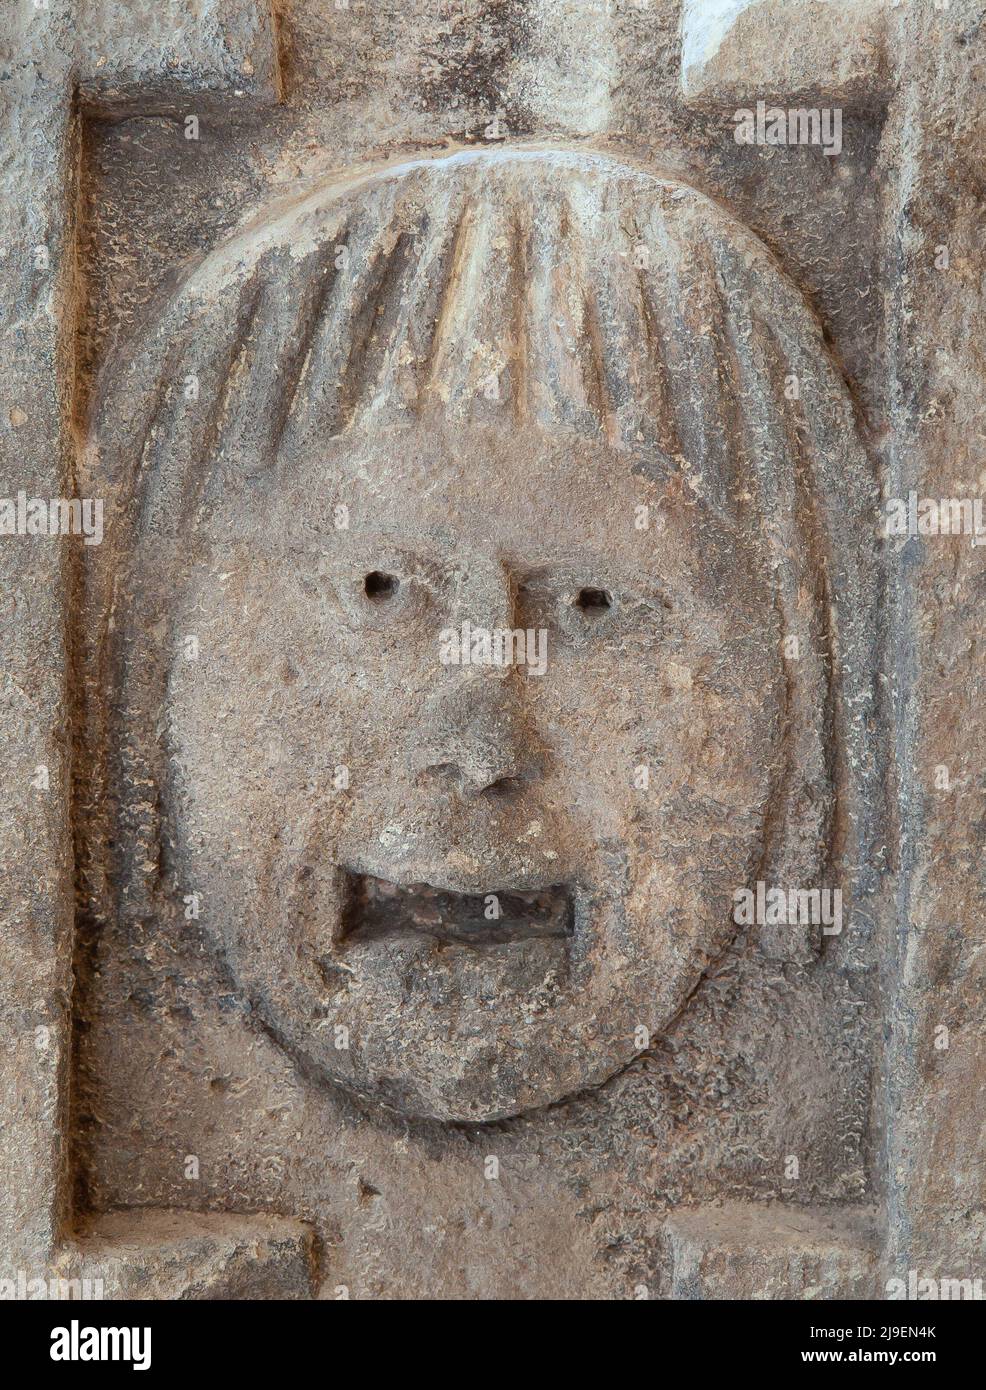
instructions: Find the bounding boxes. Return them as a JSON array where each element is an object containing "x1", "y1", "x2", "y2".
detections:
[{"x1": 340, "y1": 872, "x2": 574, "y2": 948}]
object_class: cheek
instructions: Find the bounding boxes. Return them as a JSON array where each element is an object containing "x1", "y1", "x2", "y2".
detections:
[
  {"x1": 166, "y1": 615, "x2": 440, "y2": 830},
  {"x1": 164, "y1": 610, "x2": 340, "y2": 839},
  {"x1": 524, "y1": 608, "x2": 784, "y2": 790}
]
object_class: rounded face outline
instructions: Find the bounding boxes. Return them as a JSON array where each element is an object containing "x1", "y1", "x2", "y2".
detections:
[{"x1": 162, "y1": 421, "x2": 787, "y2": 1121}]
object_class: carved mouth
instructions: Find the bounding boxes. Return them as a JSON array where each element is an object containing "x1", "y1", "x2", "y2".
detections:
[{"x1": 339, "y1": 871, "x2": 574, "y2": 948}]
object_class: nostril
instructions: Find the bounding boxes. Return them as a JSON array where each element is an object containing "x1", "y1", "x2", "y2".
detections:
[
  {"x1": 424, "y1": 762, "x2": 459, "y2": 784},
  {"x1": 419, "y1": 762, "x2": 525, "y2": 798},
  {"x1": 480, "y1": 775, "x2": 524, "y2": 799}
]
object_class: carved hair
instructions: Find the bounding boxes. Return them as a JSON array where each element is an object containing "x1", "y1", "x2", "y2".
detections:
[{"x1": 89, "y1": 145, "x2": 882, "y2": 943}]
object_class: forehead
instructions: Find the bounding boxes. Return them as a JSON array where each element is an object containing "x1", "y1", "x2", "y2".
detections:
[
  {"x1": 265, "y1": 423, "x2": 717, "y2": 569},
  {"x1": 193, "y1": 421, "x2": 765, "y2": 614}
]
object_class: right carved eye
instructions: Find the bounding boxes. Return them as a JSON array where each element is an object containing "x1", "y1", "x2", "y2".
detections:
[
  {"x1": 363, "y1": 571, "x2": 400, "y2": 602},
  {"x1": 337, "y1": 562, "x2": 429, "y2": 633}
]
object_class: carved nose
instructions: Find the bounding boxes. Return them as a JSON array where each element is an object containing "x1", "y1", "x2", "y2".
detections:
[{"x1": 411, "y1": 669, "x2": 532, "y2": 797}]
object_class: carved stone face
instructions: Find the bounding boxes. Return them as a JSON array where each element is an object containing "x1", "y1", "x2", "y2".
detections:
[{"x1": 165, "y1": 420, "x2": 785, "y2": 1120}]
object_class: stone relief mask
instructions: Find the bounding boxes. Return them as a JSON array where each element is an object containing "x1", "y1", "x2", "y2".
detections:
[{"x1": 90, "y1": 147, "x2": 877, "y2": 1122}]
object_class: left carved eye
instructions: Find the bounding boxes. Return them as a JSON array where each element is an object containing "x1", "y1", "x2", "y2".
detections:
[
  {"x1": 573, "y1": 587, "x2": 613, "y2": 618},
  {"x1": 516, "y1": 573, "x2": 619, "y2": 642}
]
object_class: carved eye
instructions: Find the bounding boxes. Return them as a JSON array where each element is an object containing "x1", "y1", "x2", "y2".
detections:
[
  {"x1": 516, "y1": 574, "x2": 619, "y2": 643},
  {"x1": 338, "y1": 563, "x2": 427, "y2": 632},
  {"x1": 574, "y1": 587, "x2": 612, "y2": 618},
  {"x1": 363, "y1": 571, "x2": 400, "y2": 603}
]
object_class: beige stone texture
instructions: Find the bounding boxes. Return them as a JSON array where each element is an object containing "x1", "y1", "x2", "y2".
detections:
[{"x1": 0, "y1": 0, "x2": 982, "y2": 1300}]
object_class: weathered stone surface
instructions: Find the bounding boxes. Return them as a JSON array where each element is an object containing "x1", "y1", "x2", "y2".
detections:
[
  {"x1": 61, "y1": 1209, "x2": 316, "y2": 1299},
  {"x1": 680, "y1": 0, "x2": 888, "y2": 106},
  {"x1": 661, "y1": 1203, "x2": 881, "y2": 1299},
  {"x1": 0, "y1": 0, "x2": 982, "y2": 1302},
  {"x1": 78, "y1": 0, "x2": 282, "y2": 112}
]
